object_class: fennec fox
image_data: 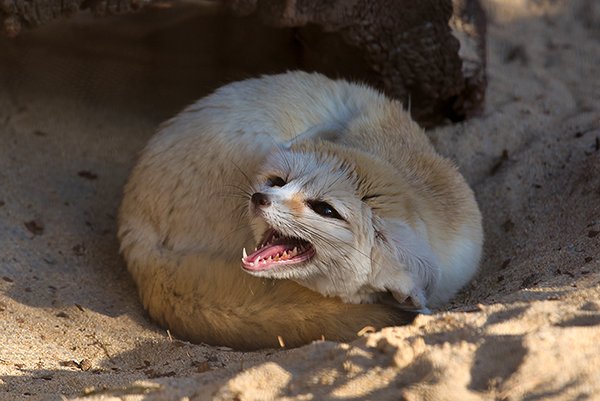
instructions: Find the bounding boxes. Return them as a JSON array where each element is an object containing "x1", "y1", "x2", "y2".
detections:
[{"x1": 118, "y1": 72, "x2": 483, "y2": 350}]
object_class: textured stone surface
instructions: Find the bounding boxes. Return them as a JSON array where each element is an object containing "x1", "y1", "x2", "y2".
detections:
[{"x1": 226, "y1": 0, "x2": 487, "y2": 126}]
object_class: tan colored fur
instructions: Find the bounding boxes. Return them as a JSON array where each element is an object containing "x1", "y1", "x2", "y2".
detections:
[{"x1": 118, "y1": 72, "x2": 483, "y2": 350}]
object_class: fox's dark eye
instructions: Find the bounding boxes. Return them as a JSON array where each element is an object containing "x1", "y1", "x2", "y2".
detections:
[
  {"x1": 267, "y1": 176, "x2": 286, "y2": 187},
  {"x1": 307, "y1": 200, "x2": 343, "y2": 220}
]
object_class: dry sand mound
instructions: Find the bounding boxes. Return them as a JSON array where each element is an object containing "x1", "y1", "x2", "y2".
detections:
[{"x1": 1, "y1": 0, "x2": 599, "y2": 400}]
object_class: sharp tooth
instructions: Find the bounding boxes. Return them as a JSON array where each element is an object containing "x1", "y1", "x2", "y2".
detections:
[
  {"x1": 290, "y1": 248, "x2": 297, "y2": 257},
  {"x1": 242, "y1": 248, "x2": 248, "y2": 258},
  {"x1": 282, "y1": 251, "x2": 288, "y2": 258},
  {"x1": 267, "y1": 256, "x2": 272, "y2": 261}
]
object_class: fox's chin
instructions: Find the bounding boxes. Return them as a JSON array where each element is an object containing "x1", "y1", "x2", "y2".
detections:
[
  {"x1": 243, "y1": 265, "x2": 313, "y2": 280},
  {"x1": 242, "y1": 258, "x2": 326, "y2": 282}
]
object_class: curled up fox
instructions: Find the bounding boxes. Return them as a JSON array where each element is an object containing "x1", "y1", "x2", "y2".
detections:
[{"x1": 118, "y1": 72, "x2": 483, "y2": 350}]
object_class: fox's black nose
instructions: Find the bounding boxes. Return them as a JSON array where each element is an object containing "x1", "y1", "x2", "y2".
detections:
[{"x1": 251, "y1": 192, "x2": 272, "y2": 207}]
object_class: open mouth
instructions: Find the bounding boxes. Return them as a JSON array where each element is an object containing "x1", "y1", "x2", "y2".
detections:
[{"x1": 241, "y1": 228, "x2": 315, "y2": 271}]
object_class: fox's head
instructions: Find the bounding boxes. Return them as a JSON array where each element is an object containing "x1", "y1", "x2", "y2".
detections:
[{"x1": 241, "y1": 139, "x2": 440, "y2": 311}]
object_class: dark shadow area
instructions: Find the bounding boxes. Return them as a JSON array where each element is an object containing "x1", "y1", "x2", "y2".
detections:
[
  {"x1": 522, "y1": 380, "x2": 583, "y2": 401},
  {"x1": 556, "y1": 314, "x2": 600, "y2": 328},
  {"x1": 484, "y1": 305, "x2": 530, "y2": 325},
  {"x1": 468, "y1": 335, "x2": 526, "y2": 391}
]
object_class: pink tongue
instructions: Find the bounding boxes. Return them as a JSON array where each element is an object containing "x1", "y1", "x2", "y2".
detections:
[{"x1": 247, "y1": 244, "x2": 290, "y2": 261}]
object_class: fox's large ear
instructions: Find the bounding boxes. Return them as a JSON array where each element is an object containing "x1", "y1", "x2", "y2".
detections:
[{"x1": 370, "y1": 217, "x2": 440, "y2": 313}]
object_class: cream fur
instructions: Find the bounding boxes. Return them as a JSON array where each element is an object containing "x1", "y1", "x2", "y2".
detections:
[{"x1": 118, "y1": 71, "x2": 483, "y2": 350}]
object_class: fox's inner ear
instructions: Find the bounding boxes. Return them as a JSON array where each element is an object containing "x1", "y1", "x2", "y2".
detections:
[
  {"x1": 371, "y1": 217, "x2": 440, "y2": 313},
  {"x1": 283, "y1": 122, "x2": 344, "y2": 149}
]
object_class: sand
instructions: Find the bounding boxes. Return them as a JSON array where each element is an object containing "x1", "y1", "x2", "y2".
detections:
[{"x1": 1, "y1": 0, "x2": 599, "y2": 400}]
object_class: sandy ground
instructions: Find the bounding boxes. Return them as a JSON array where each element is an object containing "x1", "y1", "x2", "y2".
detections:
[{"x1": 1, "y1": 0, "x2": 599, "y2": 400}]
